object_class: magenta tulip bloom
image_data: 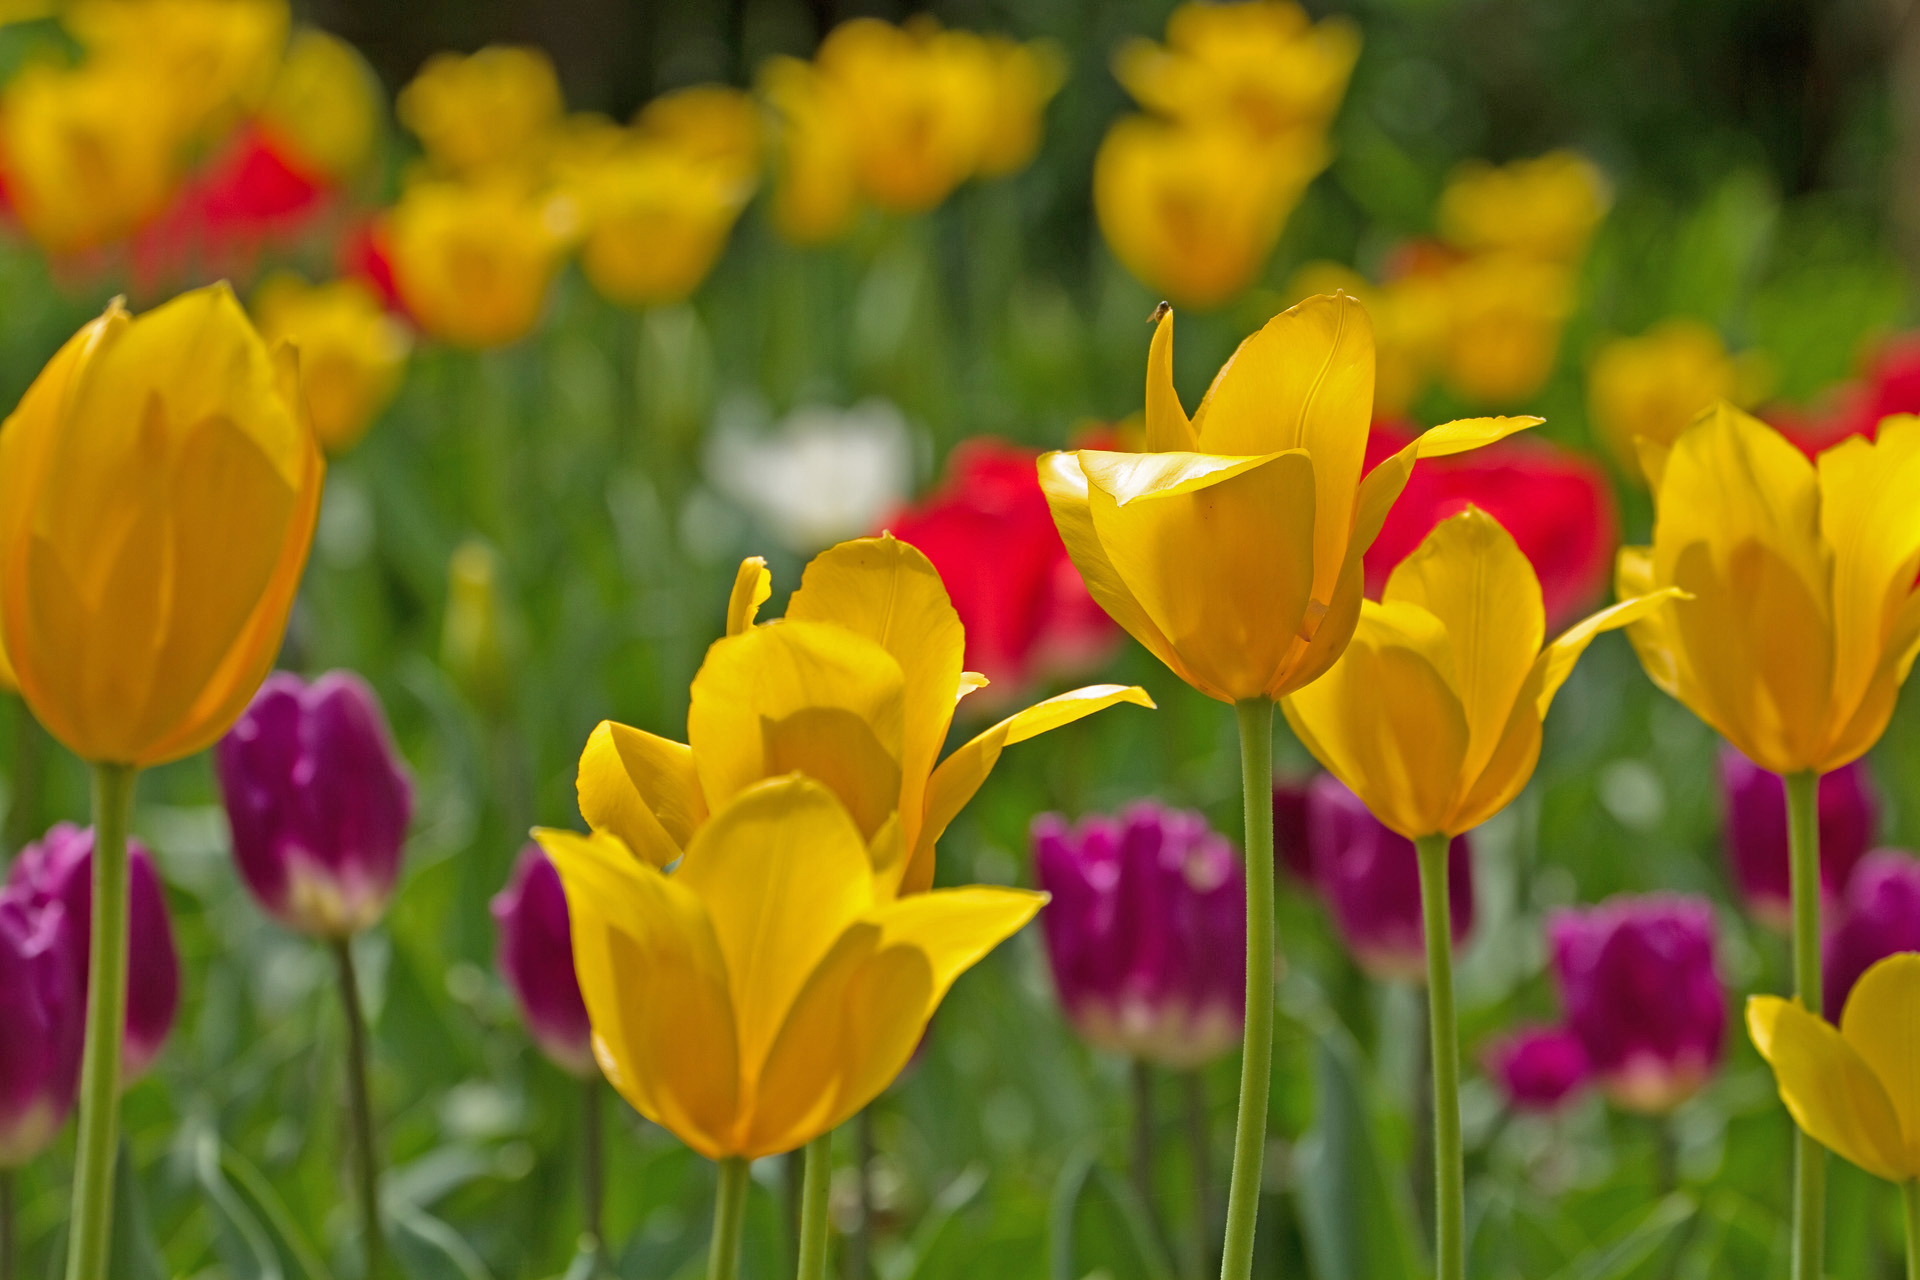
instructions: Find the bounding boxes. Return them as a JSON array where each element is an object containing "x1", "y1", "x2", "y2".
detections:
[
  {"x1": 0, "y1": 887, "x2": 80, "y2": 1165},
  {"x1": 8, "y1": 823, "x2": 179, "y2": 1080},
  {"x1": 1548, "y1": 895, "x2": 1725, "y2": 1113},
  {"x1": 1272, "y1": 778, "x2": 1313, "y2": 883},
  {"x1": 1823, "y1": 849, "x2": 1920, "y2": 1016},
  {"x1": 217, "y1": 671, "x2": 413, "y2": 938},
  {"x1": 492, "y1": 845, "x2": 594, "y2": 1077},
  {"x1": 1719, "y1": 745, "x2": 1877, "y2": 930},
  {"x1": 1031, "y1": 803, "x2": 1244, "y2": 1069},
  {"x1": 1305, "y1": 774, "x2": 1473, "y2": 982},
  {"x1": 1483, "y1": 1026, "x2": 1588, "y2": 1113}
]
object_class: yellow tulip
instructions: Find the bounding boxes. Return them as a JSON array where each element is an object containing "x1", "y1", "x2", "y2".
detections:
[
  {"x1": 569, "y1": 139, "x2": 751, "y2": 308},
  {"x1": 1587, "y1": 320, "x2": 1755, "y2": 482},
  {"x1": 442, "y1": 538, "x2": 511, "y2": 714},
  {"x1": 973, "y1": 35, "x2": 1065, "y2": 179},
  {"x1": 1618, "y1": 404, "x2": 1920, "y2": 776},
  {"x1": 634, "y1": 84, "x2": 761, "y2": 187},
  {"x1": 578, "y1": 536, "x2": 1151, "y2": 896},
  {"x1": 251, "y1": 273, "x2": 410, "y2": 454},
  {"x1": 1439, "y1": 251, "x2": 1571, "y2": 405},
  {"x1": 1289, "y1": 261, "x2": 1452, "y2": 417},
  {"x1": 396, "y1": 45, "x2": 562, "y2": 180},
  {"x1": 1437, "y1": 151, "x2": 1609, "y2": 265},
  {"x1": 258, "y1": 28, "x2": 383, "y2": 181},
  {"x1": 385, "y1": 179, "x2": 574, "y2": 349},
  {"x1": 538, "y1": 774, "x2": 1043, "y2": 1159},
  {"x1": 1038, "y1": 294, "x2": 1540, "y2": 705},
  {"x1": 1283, "y1": 508, "x2": 1678, "y2": 838},
  {"x1": 0, "y1": 284, "x2": 323, "y2": 767},
  {"x1": 1749, "y1": 953, "x2": 1920, "y2": 1184},
  {"x1": 68, "y1": 0, "x2": 288, "y2": 140},
  {"x1": 759, "y1": 54, "x2": 858, "y2": 245}
]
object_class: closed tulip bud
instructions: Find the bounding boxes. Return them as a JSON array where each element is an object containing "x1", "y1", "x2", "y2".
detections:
[
  {"x1": 1031, "y1": 804, "x2": 1245, "y2": 1069},
  {"x1": 442, "y1": 539, "x2": 513, "y2": 713},
  {"x1": 1822, "y1": 850, "x2": 1920, "y2": 1016},
  {"x1": 1588, "y1": 321, "x2": 1755, "y2": 483},
  {"x1": 8, "y1": 824, "x2": 180, "y2": 1079},
  {"x1": 386, "y1": 180, "x2": 574, "y2": 349},
  {"x1": 0, "y1": 284, "x2": 324, "y2": 768},
  {"x1": 216, "y1": 671, "x2": 412, "y2": 939},
  {"x1": 0, "y1": 889, "x2": 80, "y2": 1166},
  {"x1": 1549, "y1": 895, "x2": 1726, "y2": 1113},
  {"x1": 1304, "y1": 774, "x2": 1473, "y2": 982},
  {"x1": 1719, "y1": 745, "x2": 1878, "y2": 931},
  {"x1": 1484, "y1": 1027, "x2": 1589, "y2": 1113},
  {"x1": 259, "y1": 29, "x2": 384, "y2": 183},
  {"x1": 569, "y1": 140, "x2": 751, "y2": 309},
  {"x1": 491, "y1": 845, "x2": 593, "y2": 1077},
  {"x1": 252, "y1": 273, "x2": 412, "y2": 454},
  {"x1": 396, "y1": 45, "x2": 563, "y2": 180}
]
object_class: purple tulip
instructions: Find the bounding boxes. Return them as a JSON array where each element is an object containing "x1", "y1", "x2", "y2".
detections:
[
  {"x1": 1031, "y1": 802, "x2": 1245, "y2": 1069},
  {"x1": 1823, "y1": 849, "x2": 1920, "y2": 1017},
  {"x1": 1548, "y1": 895, "x2": 1725, "y2": 1114},
  {"x1": 217, "y1": 671, "x2": 413, "y2": 938},
  {"x1": 492, "y1": 845, "x2": 594, "y2": 1077},
  {"x1": 1719, "y1": 745, "x2": 1878, "y2": 931},
  {"x1": 1483, "y1": 1026, "x2": 1589, "y2": 1113},
  {"x1": 1305, "y1": 774, "x2": 1474, "y2": 983},
  {"x1": 7, "y1": 823, "x2": 180, "y2": 1080},
  {"x1": 0, "y1": 887, "x2": 80, "y2": 1166},
  {"x1": 1272, "y1": 779, "x2": 1313, "y2": 883}
]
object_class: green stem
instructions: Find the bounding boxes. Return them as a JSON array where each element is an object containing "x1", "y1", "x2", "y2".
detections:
[
  {"x1": 1220, "y1": 698, "x2": 1275, "y2": 1280},
  {"x1": 1785, "y1": 769, "x2": 1825, "y2": 1280},
  {"x1": 1903, "y1": 1180, "x2": 1920, "y2": 1280},
  {"x1": 709, "y1": 1157, "x2": 750, "y2": 1280},
  {"x1": 582, "y1": 1077, "x2": 605, "y2": 1265},
  {"x1": 1416, "y1": 833, "x2": 1464, "y2": 1280},
  {"x1": 1183, "y1": 1072, "x2": 1212, "y2": 1280},
  {"x1": 62, "y1": 761, "x2": 137, "y2": 1280},
  {"x1": 1132, "y1": 1058, "x2": 1166, "y2": 1254},
  {"x1": 2, "y1": 1169, "x2": 14, "y2": 1280},
  {"x1": 796, "y1": 1132, "x2": 832, "y2": 1280},
  {"x1": 333, "y1": 937, "x2": 385, "y2": 1280}
]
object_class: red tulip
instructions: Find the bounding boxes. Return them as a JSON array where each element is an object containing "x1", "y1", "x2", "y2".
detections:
[{"x1": 1769, "y1": 334, "x2": 1920, "y2": 457}]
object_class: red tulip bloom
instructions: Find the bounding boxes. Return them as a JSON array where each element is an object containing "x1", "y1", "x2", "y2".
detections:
[
  {"x1": 1770, "y1": 334, "x2": 1920, "y2": 457},
  {"x1": 886, "y1": 438, "x2": 1115, "y2": 698},
  {"x1": 1362, "y1": 420, "x2": 1618, "y2": 626}
]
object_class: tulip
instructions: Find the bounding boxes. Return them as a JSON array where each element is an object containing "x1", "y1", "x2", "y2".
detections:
[
  {"x1": 1436, "y1": 151, "x2": 1608, "y2": 265},
  {"x1": 634, "y1": 84, "x2": 762, "y2": 186},
  {"x1": 569, "y1": 139, "x2": 751, "y2": 308},
  {"x1": 973, "y1": 35, "x2": 1065, "y2": 178},
  {"x1": 885, "y1": 439, "x2": 1116, "y2": 695},
  {"x1": 1750, "y1": 952, "x2": 1920, "y2": 1275},
  {"x1": 258, "y1": 28, "x2": 384, "y2": 183},
  {"x1": 395, "y1": 45, "x2": 563, "y2": 180},
  {"x1": 252, "y1": 273, "x2": 412, "y2": 454},
  {"x1": 442, "y1": 539, "x2": 513, "y2": 714},
  {"x1": 1030, "y1": 803, "x2": 1245, "y2": 1069},
  {"x1": 1823, "y1": 851, "x2": 1920, "y2": 1017},
  {"x1": 1293, "y1": 256, "x2": 1455, "y2": 418},
  {"x1": 759, "y1": 55, "x2": 859, "y2": 245},
  {"x1": 1483, "y1": 1027, "x2": 1589, "y2": 1113},
  {"x1": 578, "y1": 534, "x2": 1150, "y2": 897},
  {"x1": 215, "y1": 671, "x2": 413, "y2": 939},
  {"x1": 1303, "y1": 774, "x2": 1474, "y2": 984},
  {"x1": 1438, "y1": 251, "x2": 1571, "y2": 405},
  {"x1": 1271, "y1": 779, "x2": 1314, "y2": 882},
  {"x1": 1587, "y1": 320, "x2": 1752, "y2": 482},
  {"x1": 0, "y1": 888, "x2": 79, "y2": 1167},
  {"x1": 492, "y1": 845, "x2": 592, "y2": 1077},
  {"x1": 67, "y1": 0, "x2": 288, "y2": 141},
  {"x1": 385, "y1": 179, "x2": 575, "y2": 349},
  {"x1": 1719, "y1": 746, "x2": 1878, "y2": 932}
]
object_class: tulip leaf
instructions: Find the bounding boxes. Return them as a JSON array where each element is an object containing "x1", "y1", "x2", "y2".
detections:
[
  {"x1": 107, "y1": 1139, "x2": 169, "y2": 1280},
  {"x1": 1046, "y1": 1146, "x2": 1176, "y2": 1280},
  {"x1": 877, "y1": 1161, "x2": 990, "y2": 1280},
  {"x1": 390, "y1": 1200, "x2": 498, "y2": 1280},
  {"x1": 1543, "y1": 1192, "x2": 1696, "y2": 1280},
  {"x1": 191, "y1": 1125, "x2": 287, "y2": 1280}
]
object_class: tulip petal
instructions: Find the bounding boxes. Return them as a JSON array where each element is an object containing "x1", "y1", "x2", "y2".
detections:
[
  {"x1": 1350, "y1": 415, "x2": 1542, "y2": 556},
  {"x1": 1817, "y1": 420, "x2": 1920, "y2": 734},
  {"x1": 727, "y1": 556, "x2": 772, "y2": 636},
  {"x1": 1531, "y1": 588, "x2": 1688, "y2": 717},
  {"x1": 1408, "y1": 414, "x2": 1544, "y2": 459},
  {"x1": 1144, "y1": 304, "x2": 1195, "y2": 453},
  {"x1": 575, "y1": 720, "x2": 708, "y2": 868},
  {"x1": 1747, "y1": 994, "x2": 1910, "y2": 1182},
  {"x1": 1837, "y1": 953, "x2": 1920, "y2": 1172},
  {"x1": 535, "y1": 826, "x2": 740, "y2": 1159},
  {"x1": 912, "y1": 684, "x2": 1155, "y2": 895}
]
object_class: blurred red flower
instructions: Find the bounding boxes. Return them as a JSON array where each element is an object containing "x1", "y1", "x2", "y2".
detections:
[
  {"x1": 1363, "y1": 420, "x2": 1618, "y2": 626},
  {"x1": 1769, "y1": 334, "x2": 1920, "y2": 457},
  {"x1": 131, "y1": 125, "x2": 334, "y2": 291}
]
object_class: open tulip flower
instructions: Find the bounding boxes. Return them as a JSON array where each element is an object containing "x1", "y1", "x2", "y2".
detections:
[
  {"x1": 537, "y1": 774, "x2": 1044, "y2": 1159},
  {"x1": 577, "y1": 535, "x2": 1151, "y2": 897}
]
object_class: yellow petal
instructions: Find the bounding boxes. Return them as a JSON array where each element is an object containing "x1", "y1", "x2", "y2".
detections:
[
  {"x1": 575, "y1": 720, "x2": 708, "y2": 868},
  {"x1": 1349, "y1": 415, "x2": 1542, "y2": 556},
  {"x1": 1838, "y1": 953, "x2": 1920, "y2": 1173},
  {"x1": 956, "y1": 671, "x2": 991, "y2": 704},
  {"x1": 1817, "y1": 422, "x2": 1920, "y2": 732},
  {"x1": 1144, "y1": 303, "x2": 1195, "y2": 452},
  {"x1": 910, "y1": 684, "x2": 1155, "y2": 895},
  {"x1": 726, "y1": 556, "x2": 772, "y2": 635},
  {"x1": 1747, "y1": 995, "x2": 1910, "y2": 1182},
  {"x1": 535, "y1": 826, "x2": 740, "y2": 1158},
  {"x1": 1635, "y1": 435, "x2": 1672, "y2": 493},
  {"x1": 1407, "y1": 414, "x2": 1543, "y2": 459},
  {"x1": 1531, "y1": 588, "x2": 1688, "y2": 717}
]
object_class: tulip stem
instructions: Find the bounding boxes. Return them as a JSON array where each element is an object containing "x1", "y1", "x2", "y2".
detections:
[
  {"x1": 63, "y1": 761, "x2": 138, "y2": 1280},
  {"x1": 1415, "y1": 833, "x2": 1465, "y2": 1280},
  {"x1": 582, "y1": 1077, "x2": 605, "y2": 1265},
  {"x1": 796, "y1": 1131, "x2": 833, "y2": 1280},
  {"x1": 332, "y1": 936, "x2": 386, "y2": 1280},
  {"x1": 1220, "y1": 697, "x2": 1275, "y2": 1280},
  {"x1": 1183, "y1": 1071, "x2": 1213, "y2": 1280},
  {"x1": 1132, "y1": 1058, "x2": 1167, "y2": 1252},
  {"x1": 1785, "y1": 769, "x2": 1824, "y2": 1280},
  {"x1": 1903, "y1": 1180, "x2": 1920, "y2": 1280},
  {"x1": 2, "y1": 1169, "x2": 14, "y2": 1280},
  {"x1": 710, "y1": 1157, "x2": 750, "y2": 1280}
]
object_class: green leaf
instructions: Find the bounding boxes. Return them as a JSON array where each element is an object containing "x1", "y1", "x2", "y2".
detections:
[
  {"x1": 1544, "y1": 1193, "x2": 1696, "y2": 1280},
  {"x1": 1045, "y1": 1147, "x2": 1175, "y2": 1280},
  {"x1": 105, "y1": 1140, "x2": 167, "y2": 1280}
]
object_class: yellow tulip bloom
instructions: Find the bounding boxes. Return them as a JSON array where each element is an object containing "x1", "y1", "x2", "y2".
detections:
[
  {"x1": 759, "y1": 55, "x2": 859, "y2": 245},
  {"x1": 1283, "y1": 508, "x2": 1677, "y2": 838},
  {"x1": 385, "y1": 180, "x2": 574, "y2": 349},
  {"x1": 973, "y1": 35, "x2": 1065, "y2": 179},
  {"x1": 0, "y1": 284, "x2": 324, "y2": 767},
  {"x1": 1618, "y1": 404, "x2": 1920, "y2": 776},
  {"x1": 1039, "y1": 294, "x2": 1540, "y2": 705},
  {"x1": 68, "y1": 0, "x2": 288, "y2": 140},
  {"x1": 396, "y1": 45, "x2": 563, "y2": 180},
  {"x1": 1438, "y1": 151, "x2": 1609, "y2": 265},
  {"x1": 1749, "y1": 953, "x2": 1920, "y2": 1183},
  {"x1": 259, "y1": 28, "x2": 383, "y2": 181},
  {"x1": 538, "y1": 774, "x2": 1044, "y2": 1159},
  {"x1": 1440, "y1": 252, "x2": 1572, "y2": 406},
  {"x1": 634, "y1": 84, "x2": 761, "y2": 187},
  {"x1": 442, "y1": 538, "x2": 511, "y2": 715},
  {"x1": 578, "y1": 536, "x2": 1152, "y2": 896},
  {"x1": 569, "y1": 139, "x2": 751, "y2": 308},
  {"x1": 251, "y1": 273, "x2": 410, "y2": 454},
  {"x1": 1587, "y1": 320, "x2": 1756, "y2": 482}
]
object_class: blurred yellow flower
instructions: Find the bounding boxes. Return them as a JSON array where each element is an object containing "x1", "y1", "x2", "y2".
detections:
[
  {"x1": 259, "y1": 27, "x2": 383, "y2": 181},
  {"x1": 68, "y1": 0, "x2": 288, "y2": 139},
  {"x1": 1438, "y1": 151, "x2": 1609, "y2": 265},
  {"x1": 396, "y1": 45, "x2": 562, "y2": 179},
  {"x1": 1619, "y1": 404, "x2": 1920, "y2": 775},
  {"x1": 443, "y1": 538, "x2": 511, "y2": 713},
  {"x1": 1588, "y1": 319, "x2": 1756, "y2": 481},
  {"x1": 759, "y1": 54, "x2": 858, "y2": 245},
  {"x1": 570, "y1": 139, "x2": 751, "y2": 309},
  {"x1": 973, "y1": 34, "x2": 1064, "y2": 178},
  {"x1": 385, "y1": 179, "x2": 574, "y2": 348},
  {"x1": 1284, "y1": 508, "x2": 1677, "y2": 838},
  {"x1": 1440, "y1": 252, "x2": 1572, "y2": 405},
  {"x1": 252, "y1": 273, "x2": 410, "y2": 453},
  {"x1": 0, "y1": 284, "x2": 323, "y2": 767},
  {"x1": 1037, "y1": 295, "x2": 1539, "y2": 705},
  {"x1": 1749, "y1": 953, "x2": 1920, "y2": 1183},
  {"x1": 635, "y1": 83, "x2": 761, "y2": 186},
  {"x1": 538, "y1": 774, "x2": 1044, "y2": 1159},
  {"x1": 577, "y1": 538, "x2": 1151, "y2": 896}
]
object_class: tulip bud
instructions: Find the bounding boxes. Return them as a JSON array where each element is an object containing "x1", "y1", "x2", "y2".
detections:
[
  {"x1": 1304, "y1": 774, "x2": 1473, "y2": 983},
  {"x1": 1719, "y1": 745, "x2": 1878, "y2": 931},
  {"x1": 1030, "y1": 803, "x2": 1244, "y2": 1069},
  {"x1": 385, "y1": 179, "x2": 573, "y2": 349},
  {"x1": 252, "y1": 273, "x2": 412, "y2": 455},
  {"x1": 0, "y1": 889, "x2": 80, "y2": 1166},
  {"x1": 1823, "y1": 850, "x2": 1920, "y2": 1016},
  {"x1": 7, "y1": 824, "x2": 180, "y2": 1079},
  {"x1": 1547, "y1": 896, "x2": 1725, "y2": 1113},
  {"x1": 1483, "y1": 1026, "x2": 1589, "y2": 1113},
  {"x1": 442, "y1": 539, "x2": 513, "y2": 714},
  {"x1": 216, "y1": 672, "x2": 413, "y2": 939},
  {"x1": 491, "y1": 845, "x2": 594, "y2": 1077}
]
